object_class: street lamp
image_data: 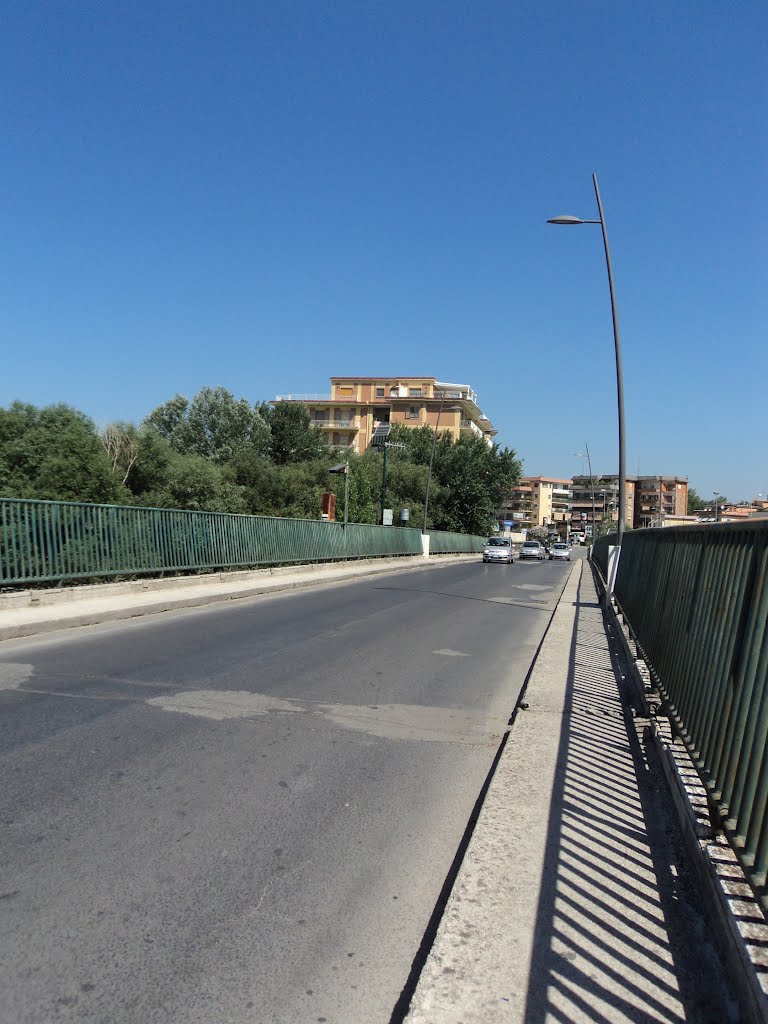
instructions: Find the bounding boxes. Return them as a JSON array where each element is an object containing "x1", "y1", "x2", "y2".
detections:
[
  {"x1": 379, "y1": 441, "x2": 406, "y2": 524},
  {"x1": 422, "y1": 402, "x2": 461, "y2": 533},
  {"x1": 328, "y1": 462, "x2": 349, "y2": 527},
  {"x1": 713, "y1": 491, "x2": 720, "y2": 523},
  {"x1": 573, "y1": 445, "x2": 596, "y2": 541},
  {"x1": 549, "y1": 173, "x2": 627, "y2": 551}
]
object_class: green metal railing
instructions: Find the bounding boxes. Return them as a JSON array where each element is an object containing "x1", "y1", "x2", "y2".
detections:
[
  {"x1": 428, "y1": 530, "x2": 486, "y2": 554},
  {"x1": 596, "y1": 522, "x2": 768, "y2": 909},
  {"x1": 0, "y1": 497, "x2": 484, "y2": 586}
]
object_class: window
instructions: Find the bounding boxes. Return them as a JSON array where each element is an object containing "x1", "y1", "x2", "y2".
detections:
[
  {"x1": 375, "y1": 387, "x2": 385, "y2": 397},
  {"x1": 406, "y1": 406, "x2": 420, "y2": 420},
  {"x1": 408, "y1": 388, "x2": 422, "y2": 397},
  {"x1": 338, "y1": 386, "x2": 353, "y2": 396}
]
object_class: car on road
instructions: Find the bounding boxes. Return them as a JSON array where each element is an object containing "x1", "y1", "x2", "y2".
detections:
[
  {"x1": 519, "y1": 540, "x2": 546, "y2": 561},
  {"x1": 549, "y1": 542, "x2": 571, "y2": 561},
  {"x1": 482, "y1": 537, "x2": 515, "y2": 563}
]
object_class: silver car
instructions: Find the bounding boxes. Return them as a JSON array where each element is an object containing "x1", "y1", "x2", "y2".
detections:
[
  {"x1": 482, "y1": 537, "x2": 515, "y2": 564},
  {"x1": 549, "y1": 542, "x2": 571, "y2": 561},
  {"x1": 519, "y1": 540, "x2": 546, "y2": 561}
]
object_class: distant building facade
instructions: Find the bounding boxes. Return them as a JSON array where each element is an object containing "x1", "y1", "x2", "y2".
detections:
[
  {"x1": 502, "y1": 477, "x2": 572, "y2": 535},
  {"x1": 571, "y1": 474, "x2": 687, "y2": 531},
  {"x1": 272, "y1": 376, "x2": 496, "y2": 452}
]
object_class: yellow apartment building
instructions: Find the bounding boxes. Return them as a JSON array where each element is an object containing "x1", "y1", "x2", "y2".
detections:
[
  {"x1": 272, "y1": 376, "x2": 497, "y2": 451},
  {"x1": 502, "y1": 477, "x2": 572, "y2": 534}
]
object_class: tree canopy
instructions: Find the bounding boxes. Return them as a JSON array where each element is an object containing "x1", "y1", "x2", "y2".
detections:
[
  {"x1": 260, "y1": 402, "x2": 329, "y2": 465},
  {"x1": 144, "y1": 387, "x2": 270, "y2": 463},
  {"x1": 0, "y1": 402, "x2": 125, "y2": 503},
  {"x1": 0, "y1": 392, "x2": 523, "y2": 536}
]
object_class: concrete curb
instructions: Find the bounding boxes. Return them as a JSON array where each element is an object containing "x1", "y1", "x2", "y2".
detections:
[{"x1": 0, "y1": 553, "x2": 478, "y2": 642}]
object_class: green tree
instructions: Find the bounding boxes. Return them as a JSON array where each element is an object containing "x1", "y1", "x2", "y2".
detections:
[
  {"x1": 384, "y1": 424, "x2": 522, "y2": 534},
  {"x1": 260, "y1": 402, "x2": 329, "y2": 465},
  {"x1": 687, "y1": 487, "x2": 707, "y2": 512},
  {"x1": 233, "y1": 451, "x2": 330, "y2": 519},
  {"x1": 0, "y1": 402, "x2": 126, "y2": 503},
  {"x1": 144, "y1": 387, "x2": 270, "y2": 463},
  {"x1": 121, "y1": 426, "x2": 176, "y2": 498},
  {"x1": 345, "y1": 451, "x2": 388, "y2": 524},
  {"x1": 137, "y1": 451, "x2": 247, "y2": 513},
  {"x1": 143, "y1": 394, "x2": 189, "y2": 444},
  {"x1": 431, "y1": 436, "x2": 521, "y2": 535}
]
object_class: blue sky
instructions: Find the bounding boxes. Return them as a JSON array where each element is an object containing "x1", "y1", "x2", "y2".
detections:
[{"x1": 1, "y1": 1, "x2": 765, "y2": 502}]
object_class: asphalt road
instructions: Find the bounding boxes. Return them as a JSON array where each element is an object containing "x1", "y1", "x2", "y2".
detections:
[{"x1": 0, "y1": 556, "x2": 575, "y2": 1024}]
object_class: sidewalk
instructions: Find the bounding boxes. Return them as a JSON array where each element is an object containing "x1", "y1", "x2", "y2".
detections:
[
  {"x1": 0, "y1": 553, "x2": 475, "y2": 642},
  {"x1": 405, "y1": 559, "x2": 742, "y2": 1024}
]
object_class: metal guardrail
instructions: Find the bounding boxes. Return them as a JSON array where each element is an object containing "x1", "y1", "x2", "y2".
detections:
[
  {"x1": 428, "y1": 531, "x2": 485, "y2": 554},
  {"x1": 595, "y1": 522, "x2": 768, "y2": 909},
  {"x1": 0, "y1": 497, "x2": 485, "y2": 585}
]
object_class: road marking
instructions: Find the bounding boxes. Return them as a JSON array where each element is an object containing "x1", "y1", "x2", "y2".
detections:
[{"x1": 432, "y1": 649, "x2": 470, "y2": 657}]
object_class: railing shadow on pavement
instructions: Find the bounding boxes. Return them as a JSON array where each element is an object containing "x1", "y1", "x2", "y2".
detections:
[{"x1": 521, "y1": 568, "x2": 739, "y2": 1024}]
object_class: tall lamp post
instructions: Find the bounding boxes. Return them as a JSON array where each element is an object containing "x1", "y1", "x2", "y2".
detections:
[
  {"x1": 328, "y1": 462, "x2": 349, "y2": 527},
  {"x1": 380, "y1": 441, "x2": 406, "y2": 524},
  {"x1": 549, "y1": 173, "x2": 627, "y2": 550},
  {"x1": 574, "y1": 445, "x2": 596, "y2": 540}
]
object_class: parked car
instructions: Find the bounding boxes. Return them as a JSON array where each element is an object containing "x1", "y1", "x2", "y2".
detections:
[
  {"x1": 482, "y1": 537, "x2": 515, "y2": 564},
  {"x1": 549, "y1": 542, "x2": 571, "y2": 561},
  {"x1": 519, "y1": 540, "x2": 546, "y2": 561}
]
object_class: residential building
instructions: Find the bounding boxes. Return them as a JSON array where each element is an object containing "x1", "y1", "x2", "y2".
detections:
[
  {"x1": 571, "y1": 474, "x2": 687, "y2": 531},
  {"x1": 502, "y1": 477, "x2": 572, "y2": 535},
  {"x1": 570, "y1": 476, "x2": 632, "y2": 534},
  {"x1": 272, "y1": 376, "x2": 496, "y2": 452},
  {"x1": 634, "y1": 476, "x2": 689, "y2": 528}
]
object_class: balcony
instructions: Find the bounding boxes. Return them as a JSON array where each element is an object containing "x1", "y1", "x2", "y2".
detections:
[
  {"x1": 310, "y1": 418, "x2": 357, "y2": 429},
  {"x1": 460, "y1": 419, "x2": 484, "y2": 438},
  {"x1": 435, "y1": 383, "x2": 478, "y2": 404}
]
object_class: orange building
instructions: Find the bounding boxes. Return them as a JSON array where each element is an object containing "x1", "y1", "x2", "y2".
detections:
[{"x1": 273, "y1": 376, "x2": 497, "y2": 452}]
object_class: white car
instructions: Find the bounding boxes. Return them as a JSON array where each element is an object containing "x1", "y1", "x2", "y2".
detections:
[
  {"x1": 549, "y1": 542, "x2": 571, "y2": 561},
  {"x1": 482, "y1": 537, "x2": 515, "y2": 564},
  {"x1": 519, "y1": 540, "x2": 546, "y2": 561}
]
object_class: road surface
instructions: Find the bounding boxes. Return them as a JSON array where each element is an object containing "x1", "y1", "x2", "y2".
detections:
[{"x1": 1, "y1": 557, "x2": 573, "y2": 1024}]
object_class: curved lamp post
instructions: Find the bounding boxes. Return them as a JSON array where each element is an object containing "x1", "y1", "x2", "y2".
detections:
[
  {"x1": 549, "y1": 173, "x2": 627, "y2": 550},
  {"x1": 328, "y1": 462, "x2": 349, "y2": 527}
]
